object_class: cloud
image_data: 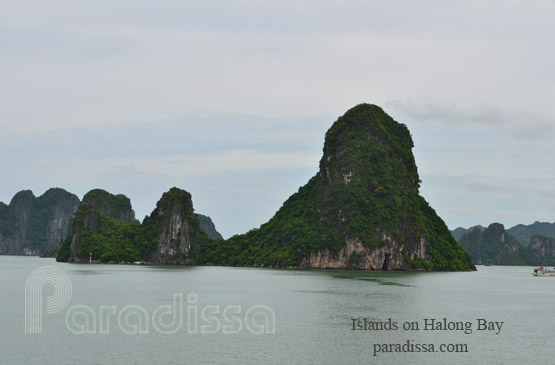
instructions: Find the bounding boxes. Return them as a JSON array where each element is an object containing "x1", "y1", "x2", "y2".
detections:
[
  {"x1": 88, "y1": 150, "x2": 321, "y2": 178},
  {"x1": 387, "y1": 98, "x2": 555, "y2": 139},
  {"x1": 0, "y1": 111, "x2": 330, "y2": 163},
  {"x1": 3, "y1": 1, "x2": 554, "y2": 135},
  {"x1": 2, "y1": 0, "x2": 555, "y2": 237},
  {"x1": 539, "y1": 187, "x2": 555, "y2": 199},
  {"x1": 463, "y1": 177, "x2": 501, "y2": 193}
]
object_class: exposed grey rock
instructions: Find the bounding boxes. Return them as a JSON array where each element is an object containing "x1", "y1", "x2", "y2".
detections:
[{"x1": 144, "y1": 188, "x2": 207, "y2": 264}]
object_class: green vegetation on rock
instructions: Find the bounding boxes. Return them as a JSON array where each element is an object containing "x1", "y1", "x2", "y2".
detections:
[
  {"x1": 459, "y1": 223, "x2": 555, "y2": 265},
  {"x1": 507, "y1": 221, "x2": 555, "y2": 247},
  {"x1": 451, "y1": 225, "x2": 485, "y2": 241},
  {"x1": 459, "y1": 223, "x2": 524, "y2": 265},
  {"x1": 57, "y1": 187, "x2": 210, "y2": 264},
  {"x1": 202, "y1": 104, "x2": 474, "y2": 271},
  {"x1": 56, "y1": 202, "x2": 148, "y2": 263},
  {"x1": 453, "y1": 222, "x2": 555, "y2": 247},
  {"x1": 82, "y1": 189, "x2": 138, "y2": 224}
]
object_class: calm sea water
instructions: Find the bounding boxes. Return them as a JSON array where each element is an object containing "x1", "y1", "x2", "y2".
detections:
[{"x1": 0, "y1": 256, "x2": 553, "y2": 364}]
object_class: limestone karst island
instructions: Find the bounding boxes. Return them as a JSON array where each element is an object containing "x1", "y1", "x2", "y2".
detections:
[{"x1": 1, "y1": 104, "x2": 475, "y2": 271}]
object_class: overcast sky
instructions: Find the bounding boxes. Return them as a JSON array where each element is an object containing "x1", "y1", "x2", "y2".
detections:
[{"x1": 1, "y1": 0, "x2": 554, "y2": 238}]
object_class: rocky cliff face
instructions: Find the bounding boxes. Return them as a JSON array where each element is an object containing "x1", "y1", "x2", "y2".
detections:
[
  {"x1": 197, "y1": 214, "x2": 224, "y2": 240},
  {"x1": 0, "y1": 189, "x2": 80, "y2": 256},
  {"x1": 204, "y1": 104, "x2": 474, "y2": 271},
  {"x1": 529, "y1": 235, "x2": 555, "y2": 260},
  {"x1": 300, "y1": 235, "x2": 431, "y2": 270},
  {"x1": 3, "y1": 191, "x2": 34, "y2": 255},
  {"x1": 0, "y1": 202, "x2": 11, "y2": 254},
  {"x1": 63, "y1": 203, "x2": 101, "y2": 262},
  {"x1": 143, "y1": 188, "x2": 207, "y2": 264}
]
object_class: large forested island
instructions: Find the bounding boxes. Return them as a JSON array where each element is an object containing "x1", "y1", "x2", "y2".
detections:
[
  {"x1": 5, "y1": 104, "x2": 477, "y2": 271},
  {"x1": 202, "y1": 104, "x2": 474, "y2": 271}
]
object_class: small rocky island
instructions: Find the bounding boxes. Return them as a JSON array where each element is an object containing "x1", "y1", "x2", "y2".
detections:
[{"x1": 57, "y1": 188, "x2": 214, "y2": 264}]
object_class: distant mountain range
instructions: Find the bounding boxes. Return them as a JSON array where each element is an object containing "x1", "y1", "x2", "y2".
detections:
[
  {"x1": 452, "y1": 221, "x2": 555, "y2": 247},
  {"x1": 454, "y1": 223, "x2": 555, "y2": 265},
  {"x1": 451, "y1": 225, "x2": 485, "y2": 241},
  {"x1": 506, "y1": 221, "x2": 555, "y2": 247}
]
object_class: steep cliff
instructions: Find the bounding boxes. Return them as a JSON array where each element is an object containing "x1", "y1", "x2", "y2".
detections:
[
  {"x1": 527, "y1": 235, "x2": 555, "y2": 265},
  {"x1": 0, "y1": 189, "x2": 80, "y2": 256},
  {"x1": 57, "y1": 189, "x2": 141, "y2": 262},
  {"x1": 143, "y1": 188, "x2": 208, "y2": 264},
  {"x1": 4, "y1": 190, "x2": 34, "y2": 255},
  {"x1": 202, "y1": 104, "x2": 474, "y2": 271},
  {"x1": 459, "y1": 223, "x2": 522, "y2": 265},
  {"x1": 57, "y1": 187, "x2": 209, "y2": 264},
  {"x1": 197, "y1": 214, "x2": 224, "y2": 240},
  {"x1": 0, "y1": 202, "x2": 13, "y2": 254}
]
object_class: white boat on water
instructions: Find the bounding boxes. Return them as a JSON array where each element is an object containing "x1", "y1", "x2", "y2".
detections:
[{"x1": 533, "y1": 266, "x2": 555, "y2": 276}]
